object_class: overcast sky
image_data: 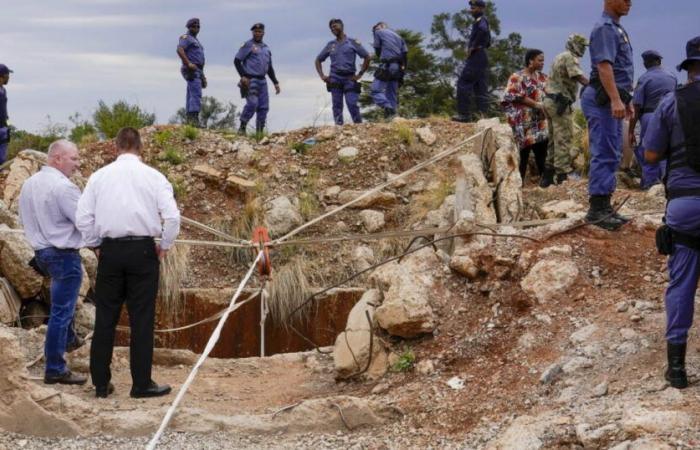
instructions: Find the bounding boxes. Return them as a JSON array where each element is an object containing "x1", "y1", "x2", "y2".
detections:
[{"x1": 2, "y1": 0, "x2": 698, "y2": 134}]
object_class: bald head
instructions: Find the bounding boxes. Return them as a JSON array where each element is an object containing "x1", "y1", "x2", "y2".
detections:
[{"x1": 47, "y1": 140, "x2": 80, "y2": 177}]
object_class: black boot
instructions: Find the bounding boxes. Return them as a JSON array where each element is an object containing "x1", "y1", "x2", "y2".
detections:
[
  {"x1": 603, "y1": 195, "x2": 630, "y2": 224},
  {"x1": 255, "y1": 124, "x2": 265, "y2": 137},
  {"x1": 585, "y1": 195, "x2": 623, "y2": 231},
  {"x1": 384, "y1": 107, "x2": 396, "y2": 120},
  {"x1": 665, "y1": 342, "x2": 689, "y2": 389},
  {"x1": 238, "y1": 121, "x2": 248, "y2": 136},
  {"x1": 539, "y1": 167, "x2": 555, "y2": 188},
  {"x1": 555, "y1": 172, "x2": 568, "y2": 184},
  {"x1": 186, "y1": 112, "x2": 200, "y2": 128}
]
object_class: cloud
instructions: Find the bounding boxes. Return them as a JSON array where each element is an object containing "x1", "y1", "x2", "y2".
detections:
[{"x1": 26, "y1": 14, "x2": 163, "y2": 28}]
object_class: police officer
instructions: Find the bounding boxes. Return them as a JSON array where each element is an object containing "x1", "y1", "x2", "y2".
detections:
[
  {"x1": 629, "y1": 50, "x2": 677, "y2": 190},
  {"x1": 235, "y1": 23, "x2": 281, "y2": 135},
  {"x1": 643, "y1": 36, "x2": 700, "y2": 390},
  {"x1": 452, "y1": 0, "x2": 491, "y2": 123},
  {"x1": 0, "y1": 64, "x2": 13, "y2": 164},
  {"x1": 541, "y1": 34, "x2": 589, "y2": 188},
  {"x1": 582, "y1": 0, "x2": 634, "y2": 231},
  {"x1": 315, "y1": 19, "x2": 370, "y2": 126},
  {"x1": 370, "y1": 22, "x2": 408, "y2": 119},
  {"x1": 177, "y1": 18, "x2": 206, "y2": 127}
]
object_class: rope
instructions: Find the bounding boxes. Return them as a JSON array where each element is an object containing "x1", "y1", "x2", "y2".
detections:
[
  {"x1": 180, "y1": 216, "x2": 252, "y2": 246},
  {"x1": 146, "y1": 251, "x2": 263, "y2": 450},
  {"x1": 271, "y1": 130, "x2": 489, "y2": 244}
]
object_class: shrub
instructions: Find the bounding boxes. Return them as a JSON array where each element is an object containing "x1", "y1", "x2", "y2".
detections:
[
  {"x1": 68, "y1": 113, "x2": 98, "y2": 145},
  {"x1": 181, "y1": 125, "x2": 199, "y2": 141},
  {"x1": 93, "y1": 100, "x2": 155, "y2": 139},
  {"x1": 161, "y1": 146, "x2": 184, "y2": 165},
  {"x1": 391, "y1": 347, "x2": 416, "y2": 372},
  {"x1": 153, "y1": 129, "x2": 174, "y2": 147}
]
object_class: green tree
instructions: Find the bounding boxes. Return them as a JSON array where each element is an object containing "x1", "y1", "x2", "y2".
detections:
[
  {"x1": 360, "y1": 29, "x2": 454, "y2": 121},
  {"x1": 430, "y1": 1, "x2": 526, "y2": 116},
  {"x1": 170, "y1": 96, "x2": 238, "y2": 130},
  {"x1": 68, "y1": 113, "x2": 98, "y2": 145},
  {"x1": 93, "y1": 100, "x2": 156, "y2": 139}
]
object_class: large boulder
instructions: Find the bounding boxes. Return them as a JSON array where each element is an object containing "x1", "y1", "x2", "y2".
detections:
[
  {"x1": 0, "y1": 225, "x2": 43, "y2": 298},
  {"x1": 416, "y1": 126, "x2": 436, "y2": 146},
  {"x1": 521, "y1": 258, "x2": 579, "y2": 303},
  {"x1": 371, "y1": 247, "x2": 438, "y2": 338},
  {"x1": 482, "y1": 121, "x2": 523, "y2": 223},
  {"x1": 3, "y1": 150, "x2": 47, "y2": 212},
  {"x1": 457, "y1": 153, "x2": 497, "y2": 225},
  {"x1": 264, "y1": 196, "x2": 303, "y2": 237},
  {"x1": 0, "y1": 200, "x2": 19, "y2": 228},
  {"x1": 333, "y1": 289, "x2": 387, "y2": 380}
]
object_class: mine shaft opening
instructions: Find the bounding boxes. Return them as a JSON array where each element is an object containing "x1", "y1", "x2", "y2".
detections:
[{"x1": 115, "y1": 288, "x2": 364, "y2": 358}]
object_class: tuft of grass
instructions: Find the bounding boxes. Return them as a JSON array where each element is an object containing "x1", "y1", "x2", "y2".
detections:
[
  {"x1": 266, "y1": 257, "x2": 314, "y2": 328},
  {"x1": 409, "y1": 169, "x2": 455, "y2": 224},
  {"x1": 212, "y1": 199, "x2": 264, "y2": 265},
  {"x1": 168, "y1": 175, "x2": 187, "y2": 199},
  {"x1": 161, "y1": 146, "x2": 184, "y2": 165},
  {"x1": 391, "y1": 347, "x2": 415, "y2": 372},
  {"x1": 153, "y1": 129, "x2": 174, "y2": 148},
  {"x1": 298, "y1": 167, "x2": 321, "y2": 219},
  {"x1": 395, "y1": 123, "x2": 414, "y2": 146},
  {"x1": 290, "y1": 142, "x2": 311, "y2": 154},
  {"x1": 181, "y1": 125, "x2": 199, "y2": 141},
  {"x1": 159, "y1": 244, "x2": 190, "y2": 319}
]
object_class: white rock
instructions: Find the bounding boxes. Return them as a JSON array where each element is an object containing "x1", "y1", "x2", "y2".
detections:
[
  {"x1": 537, "y1": 245, "x2": 573, "y2": 258},
  {"x1": 538, "y1": 199, "x2": 585, "y2": 219},
  {"x1": 446, "y1": 376, "x2": 465, "y2": 390},
  {"x1": 359, "y1": 210, "x2": 385, "y2": 233},
  {"x1": 337, "y1": 190, "x2": 398, "y2": 209},
  {"x1": 416, "y1": 127, "x2": 436, "y2": 146},
  {"x1": 570, "y1": 324, "x2": 598, "y2": 345},
  {"x1": 0, "y1": 225, "x2": 43, "y2": 298},
  {"x1": 645, "y1": 184, "x2": 665, "y2": 199},
  {"x1": 562, "y1": 356, "x2": 593, "y2": 374},
  {"x1": 236, "y1": 142, "x2": 255, "y2": 163},
  {"x1": 521, "y1": 258, "x2": 579, "y2": 303},
  {"x1": 264, "y1": 196, "x2": 303, "y2": 237},
  {"x1": 540, "y1": 363, "x2": 562, "y2": 384},
  {"x1": 416, "y1": 359, "x2": 435, "y2": 375},
  {"x1": 338, "y1": 147, "x2": 359, "y2": 160},
  {"x1": 352, "y1": 245, "x2": 375, "y2": 272},
  {"x1": 622, "y1": 406, "x2": 691, "y2": 435}
]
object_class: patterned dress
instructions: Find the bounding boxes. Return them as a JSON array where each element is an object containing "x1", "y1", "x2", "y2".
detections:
[{"x1": 502, "y1": 70, "x2": 549, "y2": 150}]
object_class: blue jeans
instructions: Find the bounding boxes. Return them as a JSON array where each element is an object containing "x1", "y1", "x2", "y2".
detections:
[
  {"x1": 35, "y1": 248, "x2": 82, "y2": 376},
  {"x1": 582, "y1": 86, "x2": 623, "y2": 196}
]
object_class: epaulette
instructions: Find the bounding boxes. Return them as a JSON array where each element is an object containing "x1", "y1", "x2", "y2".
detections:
[
  {"x1": 354, "y1": 39, "x2": 361, "y2": 44},
  {"x1": 180, "y1": 34, "x2": 189, "y2": 39}
]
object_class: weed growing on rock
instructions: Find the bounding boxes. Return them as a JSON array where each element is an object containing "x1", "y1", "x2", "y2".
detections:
[{"x1": 391, "y1": 347, "x2": 416, "y2": 372}]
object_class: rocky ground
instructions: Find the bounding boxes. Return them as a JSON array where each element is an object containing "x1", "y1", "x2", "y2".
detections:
[{"x1": 0, "y1": 118, "x2": 695, "y2": 449}]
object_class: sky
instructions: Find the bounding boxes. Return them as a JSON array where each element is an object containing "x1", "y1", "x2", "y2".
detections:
[{"x1": 2, "y1": 0, "x2": 698, "y2": 134}]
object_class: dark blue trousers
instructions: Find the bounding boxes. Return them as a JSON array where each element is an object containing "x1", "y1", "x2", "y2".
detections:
[
  {"x1": 329, "y1": 73, "x2": 361, "y2": 125},
  {"x1": 240, "y1": 78, "x2": 269, "y2": 130},
  {"x1": 181, "y1": 68, "x2": 203, "y2": 114},
  {"x1": 582, "y1": 86, "x2": 623, "y2": 196},
  {"x1": 456, "y1": 52, "x2": 489, "y2": 119},
  {"x1": 634, "y1": 113, "x2": 665, "y2": 189}
]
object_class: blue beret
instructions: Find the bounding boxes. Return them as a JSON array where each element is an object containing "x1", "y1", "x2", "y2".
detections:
[
  {"x1": 186, "y1": 18, "x2": 199, "y2": 28},
  {"x1": 0, "y1": 64, "x2": 13, "y2": 75},
  {"x1": 251, "y1": 23, "x2": 265, "y2": 31},
  {"x1": 641, "y1": 50, "x2": 662, "y2": 61},
  {"x1": 470, "y1": 0, "x2": 487, "y2": 7}
]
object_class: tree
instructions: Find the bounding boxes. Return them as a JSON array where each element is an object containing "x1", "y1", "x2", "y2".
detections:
[
  {"x1": 93, "y1": 100, "x2": 156, "y2": 139},
  {"x1": 429, "y1": 1, "x2": 527, "y2": 115},
  {"x1": 170, "y1": 96, "x2": 238, "y2": 130},
  {"x1": 360, "y1": 29, "x2": 454, "y2": 121}
]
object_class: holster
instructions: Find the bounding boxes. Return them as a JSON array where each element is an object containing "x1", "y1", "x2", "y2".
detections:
[
  {"x1": 547, "y1": 93, "x2": 573, "y2": 116},
  {"x1": 239, "y1": 83, "x2": 249, "y2": 99},
  {"x1": 590, "y1": 78, "x2": 632, "y2": 107},
  {"x1": 326, "y1": 82, "x2": 343, "y2": 92},
  {"x1": 183, "y1": 68, "x2": 196, "y2": 82},
  {"x1": 656, "y1": 225, "x2": 674, "y2": 255}
]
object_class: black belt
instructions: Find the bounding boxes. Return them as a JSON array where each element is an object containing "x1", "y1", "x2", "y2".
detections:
[
  {"x1": 245, "y1": 74, "x2": 265, "y2": 80},
  {"x1": 102, "y1": 236, "x2": 153, "y2": 243},
  {"x1": 641, "y1": 107, "x2": 656, "y2": 115},
  {"x1": 40, "y1": 247, "x2": 79, "y2": 254},
  {"x1": 332, "y1": 71, "x2": 355, "y2": 77}
]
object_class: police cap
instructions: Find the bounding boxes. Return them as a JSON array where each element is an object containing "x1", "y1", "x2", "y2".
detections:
[
  {"x1": 186, "y1": 18, "x2": 200, "y2": 28},
  {"x1": 251, "y1": 23, "x2": 265, "y2": 31},
  {"x1": 641, "y1": 50, "x2": 662, "y2": 62},
  {"x1": 0, "y1": 64, "x2": 13, "y2": 76},
  {"x1": 469, "y1": 0, "x2": 487, "y2": 7}
]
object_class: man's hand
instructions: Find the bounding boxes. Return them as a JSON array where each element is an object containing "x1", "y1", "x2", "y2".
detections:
[
  {"x1": 240, "y1": 77, "x2": 250, "y2": 88},
  {"x1": 625, "y1": 102, "x2": 635, "y2": 121},
  {"x1": 274, "y1": 84, "x2": 281, "y2": 95},
  {"x1": 187, "y1": 62, "x2": 197, "y2": 71},
  {"x1": 321, "y1": 75, "x2": 329, "y2": 83},
  {"x1": 610, "y1": 98, "x2": 626, "y2": 119},
  {"x1": 156, "y1": 244, "x2": 168, "y2": 260}
]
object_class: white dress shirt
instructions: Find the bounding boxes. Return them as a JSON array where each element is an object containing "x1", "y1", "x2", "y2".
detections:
[
  {"x1": 18, "y1": 166, "x2": 84, "y2": 250},
  {"x1": 76, "y1": 153, "x2": 181, "y2": 249}
]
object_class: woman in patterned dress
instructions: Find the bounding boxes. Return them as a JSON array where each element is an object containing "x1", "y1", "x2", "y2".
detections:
[{"x1": 502, "y1": 49, "x2": 549, "y2": 184}]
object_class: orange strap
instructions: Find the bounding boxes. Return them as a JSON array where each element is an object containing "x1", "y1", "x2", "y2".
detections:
[{"x1": 251, "y1": 227, "x2": 272, "y2": 276}]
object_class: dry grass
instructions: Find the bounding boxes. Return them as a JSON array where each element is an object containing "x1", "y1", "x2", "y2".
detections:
[
  {"x1": 213, "y1": 199, "x2": 264, "y2": 265},
  {"x1": 408, "y1": 168, "x2": 455, "y2": 225},
  {"x1": 159, "y1": 243, "x2": 190, "y2": 319},
  {"x1": 266, "y1": 257, "x2": 314, "y2": 328}
]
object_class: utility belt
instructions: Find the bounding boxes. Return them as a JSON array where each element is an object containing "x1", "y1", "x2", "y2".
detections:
[
  {"x1": 182, "y1": 64, "x2": 204, "y2": 81},
  {"x1": 375, "y1": 61, "x2": 405, "y2": 84},
  {"x1": 244, "y1": 74, "x2": 266, "y2": 80},
  {"x1": 656, "y1": 225, "x2": 700, "y2": 255},
  {"x1": 545, "y1": 93, "x2": 573, "y2": 116},
  {"x1": 326, "y1": 74, "x2": 361, "y2": 93},
  {"x1": 589, "y1": 77, "x2": 632, "y2": 107}
]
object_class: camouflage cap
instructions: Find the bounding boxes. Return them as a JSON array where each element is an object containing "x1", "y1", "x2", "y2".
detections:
[{"x1": 566, "y1": 33, "x2": 588, "y2": 57}]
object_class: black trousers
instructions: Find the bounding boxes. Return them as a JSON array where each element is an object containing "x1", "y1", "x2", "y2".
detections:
[
  {"x1": 519, "y1": 139, "x2": 548, "y2": 181},
  {"x1": 90, "y1": 239, "x2": 160, "y2": 389}
]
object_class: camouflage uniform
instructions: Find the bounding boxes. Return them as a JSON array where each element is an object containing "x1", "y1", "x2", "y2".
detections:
[{"x1": 544, "y1": 34, "x2": 588, "y2": 176}]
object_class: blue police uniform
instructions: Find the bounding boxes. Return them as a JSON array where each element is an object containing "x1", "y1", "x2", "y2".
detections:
[
  {"x1": 235, "y1": 39, "x2": 278, "y2": 132},
  {"x1": 178, "y1": 32, "x2": 205, "y2": 114},
  {"x1": 0, "y1": 85, "x2": 8, "y2": 164},
  {"x1": 644, "y1": 76, "x2": 700, "y2": 346},
  {"x1": 582, "y1": 12, "x2": 634, "y2": 198},
  {"x1": 456, "y1": 12, "x2": 491, "y2": 120},
  {"x1": 633, "y1": 65, "x2": 677, "y2": 188},
  {"x1": 317, "y1": 37, "x2": 369, "y2": 125},
  {"x1": 371, "y1": 28, "x2": 407, "y2": 114}
]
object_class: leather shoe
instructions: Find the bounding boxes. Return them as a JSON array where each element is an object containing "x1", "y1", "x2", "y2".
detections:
[
  {"x1": 44, "y1": 370, "x2": 87, "y2": 386},
  {"x1": 96, "y1": 383, "x2": 115, "y2": 398},
  {"x1": 66, "y1": 335, "x2": 85, "y2": 353},
  {"x1": 130, "y1": 381, "x2": 172, "y2": 398}
]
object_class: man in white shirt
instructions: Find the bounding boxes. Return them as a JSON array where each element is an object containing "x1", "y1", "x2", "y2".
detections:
[
  {"x1": 18, "y1": 140, "x2": 87, "y2": 385},
  {"x1": 76, "y1": 127, "x2": 180, "y2": 399}
]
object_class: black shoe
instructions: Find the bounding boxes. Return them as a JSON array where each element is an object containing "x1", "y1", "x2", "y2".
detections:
[
  {"x1": 130, "y1": 381, "x2": 172, "y2": 398},
  {"x1": 585, "y1": 195, "x2": 623, "y2": 231},
  {"x1": 665, "y1": 342, "x2": 689, "y2": 389},
  {"x1": 66, "y1": 335, "x2": 85, "y2": 353},
  {"x1": 96, "y1": 383, "x2": 115, "y2": 398},
  {"x1": 555, "y1": 173, "x2": 569, "y2": 184},
  {"x1": 237, "y1": 122, "x2": 248, "y2": 136},
  {"x1": 451, "y1": 114, "x2": 471, "y2": 123},
  {"x1": 539, "y1": 168, "x2": 555, "y2": 188},
  {"x1": 44, "y1": 370, "x2": 88, "y2": 386},
  {"x1": 383, "y1": 107, "x2": 396, "y2": 119},
  {"x1": 186, "y1": 112, "x2": 200, "y2": 128},
  {"x1": 603, "y1": 195, "x2": 630, "y2": 224}
]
